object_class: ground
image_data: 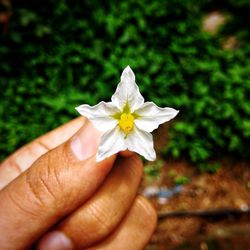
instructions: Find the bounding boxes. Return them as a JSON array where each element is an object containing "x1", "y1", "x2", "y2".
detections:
[{"x1": 143, "y1": 126, "x2": 250, "y2": 250}]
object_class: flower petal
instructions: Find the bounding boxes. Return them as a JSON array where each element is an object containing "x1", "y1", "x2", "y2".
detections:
[
  {"x1": 111, "y1": 66, "x2": 144, "y2": 112},
  {"x1": 76, "y1": 101, "x2": 119, "y2": 132},
  {"x1": 126, "y1": 125, "x2": 156, "y2": 161},
  {"x1": 96, "y1": 126, "x2": 127, "y2": 162},
  {"x1": 134, "y1": 102, "x2": 179, "y2": 132}
]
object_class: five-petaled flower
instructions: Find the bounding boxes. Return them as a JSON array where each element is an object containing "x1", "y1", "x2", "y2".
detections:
[{"x1": 76, "y1": 66, "x2": 179, "y2": 162}]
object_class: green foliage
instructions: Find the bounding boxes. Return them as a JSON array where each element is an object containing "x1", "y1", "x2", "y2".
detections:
[
  {"x1": 1, "y1": 0, "x2": 250, "y2": 171},
  {"x1": 167, "y1": 170, "x2": 190, "y2": 185},
  {"x1": 144, "y1": 160, "x2": 163, "y2": 179},
  {"x1": 174, "y1": 175, "x2": 190, "y2": 185},
  {"x1": 198, "y1": 162, "x2": 221, "y2": 173}
]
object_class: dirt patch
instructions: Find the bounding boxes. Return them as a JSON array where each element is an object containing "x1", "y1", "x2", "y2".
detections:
[{"x1": 143, "y1": 161, "x2": 250, "y2": 250}]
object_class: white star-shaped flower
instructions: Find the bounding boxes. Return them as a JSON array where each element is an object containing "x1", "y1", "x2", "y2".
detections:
[{"x1": 76, "y1": 66, "x2": 179, "y2": 162}]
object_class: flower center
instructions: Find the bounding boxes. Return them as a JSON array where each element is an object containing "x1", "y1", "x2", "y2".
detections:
[{"x1": 119, "y1": 113, "x2": 134, "y2": 134}]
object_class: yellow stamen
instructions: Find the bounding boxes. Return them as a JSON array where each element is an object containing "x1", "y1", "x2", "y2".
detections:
[{"x1": 119, "y1": 113, "x2": 134, "y2": 134}]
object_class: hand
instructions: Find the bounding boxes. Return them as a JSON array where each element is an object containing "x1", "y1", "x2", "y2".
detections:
[{"x1": 0, "y1": 117, "x2": 156, "y2": 250}]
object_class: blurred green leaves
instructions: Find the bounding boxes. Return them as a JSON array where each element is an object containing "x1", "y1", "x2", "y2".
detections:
[{"x1": 1, "y1": 0, "x2": 250, "y2": 171}]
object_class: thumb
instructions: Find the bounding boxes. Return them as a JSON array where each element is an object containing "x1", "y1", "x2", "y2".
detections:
[{"x1": 0, "y1": 121, "x2": 116, "y2": 250}]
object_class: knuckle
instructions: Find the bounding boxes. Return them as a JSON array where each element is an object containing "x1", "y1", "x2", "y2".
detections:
[
  {"x1": 0, "y1": 159, "x2": 21, "y2": 190},
  {"x1": 60, "y1": 202, "x2": 114, "y2": 247},
  {"x1": 25, "y1": 152, "x2": 63, "y2": 208},
  {"x1": 86, "y1": 202, "x2": 113, "y2": 237},
  {"x1": 4, "y1": 188, "x2": 39, "y2": 218},
  {"x1": 136, "y1": 196, "x2": 157, "y2": 228}
]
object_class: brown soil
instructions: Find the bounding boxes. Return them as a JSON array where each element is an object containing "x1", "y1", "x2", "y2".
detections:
[{"x1": 143, "y1": 161, "x2": 250, "y2": 250}]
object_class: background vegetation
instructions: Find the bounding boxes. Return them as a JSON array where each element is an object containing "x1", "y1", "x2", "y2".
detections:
[{"x1": 1, "y1": 0, "x2": 250, "y2": 170}]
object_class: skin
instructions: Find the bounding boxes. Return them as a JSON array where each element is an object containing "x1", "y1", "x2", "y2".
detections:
[{"x1": 0, "y1": 117, "x2": 157, "y2": 250}]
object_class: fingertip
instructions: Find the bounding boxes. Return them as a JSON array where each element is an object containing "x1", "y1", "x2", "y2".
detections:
[
  {"x1": 119, "y1": 150, "x2": 135, "y2": 158},
  {"x1": 37, "y1": 231, "x2": 73, "y2": 250}
]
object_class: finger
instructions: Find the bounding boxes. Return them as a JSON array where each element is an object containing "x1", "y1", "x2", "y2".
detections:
[
  {"x1": 119, "y1": 149, "x2": 134, "y2": 158},
  {"x1": 37, "y1": 154, "x2": 143, "y2": 250},
  {"x1": 88, "y1": 196, "x2": 157, "y2": 250},
  {"x1": 0, "y1": 121, "x2": 116, "y2": 250},
  {"x1": 0, "y1": 117, "x2": 86, "y2": 190}
]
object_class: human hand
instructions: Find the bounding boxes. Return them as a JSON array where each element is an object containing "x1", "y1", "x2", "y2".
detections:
[{"x1": 0, "y1": 117, "x2": 156, "y2": 250}]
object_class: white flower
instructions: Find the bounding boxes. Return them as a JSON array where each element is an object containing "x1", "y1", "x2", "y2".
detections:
[{"x1": 76, "y1": 66, "x2": 179, "y2": 162}]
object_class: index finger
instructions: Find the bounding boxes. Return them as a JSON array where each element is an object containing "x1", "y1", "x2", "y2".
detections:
[{"x1": 0, "y1": 117, "x2": 86, "y2": 189}]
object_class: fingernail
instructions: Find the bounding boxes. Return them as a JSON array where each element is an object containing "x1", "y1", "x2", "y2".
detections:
[
  {"x1": 71, "y1": 121, "x2": 101, "y2": 160},
  {"x1": 38, "y1": 231, "x2": 73, "y2": 250}
]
